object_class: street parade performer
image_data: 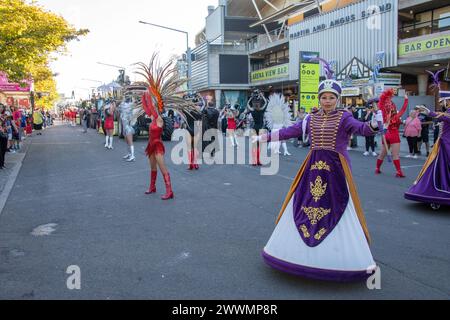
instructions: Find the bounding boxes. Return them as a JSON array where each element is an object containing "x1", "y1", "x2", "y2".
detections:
[
  {"x1": 135, "y1": 53, "x2": 196, "y2": 200},
  {"x1": 183, "y1": 93, "x2": 205, "y2": 171},
  {"x1": 265, "y1": 93, "x2": 292, "y2": 156},
  {"x1": 104, "y1": 98, "x2": 116, "y2": 150},
  {"x1": 118, "y1": 92, "x2": 137, "y2": 162},
  {"x1": 375, "y1": 89, "x2": 409, "y2": 177},
  {"x1": 244, "y1": 89, "x2": 267, "y2": 166},
  {"x1": 404, "y1": 105, "x2": 450, "y2": 209},
  {"x1": 253, "y1": 79, "x2": 380, "y2": 281}
]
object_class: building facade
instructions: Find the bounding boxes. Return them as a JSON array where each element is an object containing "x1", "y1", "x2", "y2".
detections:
[{"x1": 189, "y1": 0, "x2": 450, "y2": 111}]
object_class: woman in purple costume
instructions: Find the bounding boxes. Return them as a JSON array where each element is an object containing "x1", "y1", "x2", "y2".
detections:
[
  {"x1": 254, "y1": 80, "x2": 381, "y2": 282},
  {"x1": 404, "y1": 105, "x2": 450, "y2": 210}
]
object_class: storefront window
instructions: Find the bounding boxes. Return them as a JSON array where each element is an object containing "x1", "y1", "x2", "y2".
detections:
[
  {"x1": 400, "y1": 6, "x2": 450, "y2": 39},
  {"x1": 434, "y1": 6, "x2": 450, "y2": 29}
]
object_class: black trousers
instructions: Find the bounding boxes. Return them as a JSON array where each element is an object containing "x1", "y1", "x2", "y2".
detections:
[
  {"x1": 365, "y1": 136, "x2": 375, "y2": 152},
  {"x1": 407, "y1": 136, "x2": 419, "y2": 154},
  {"x1": 0, "y1": 135, "x2": 8, "y2": 167}
]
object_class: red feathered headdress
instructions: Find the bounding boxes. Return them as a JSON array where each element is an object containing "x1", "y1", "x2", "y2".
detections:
[
  {"x1": 134, "y1": 52, "x2": 197, "y2": 123},
  {"x1": 378, "y1": 88, "x2": 396, "y2": 123}
]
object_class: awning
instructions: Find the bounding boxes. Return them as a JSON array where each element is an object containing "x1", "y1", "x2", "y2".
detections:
[{"x1": 249, "y1": 1, "x2": 316, "y2": 28}]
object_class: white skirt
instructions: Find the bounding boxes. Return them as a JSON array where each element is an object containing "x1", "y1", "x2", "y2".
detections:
[{"x1": 263, "y1": 191, "x2": 376, "y2": 281}]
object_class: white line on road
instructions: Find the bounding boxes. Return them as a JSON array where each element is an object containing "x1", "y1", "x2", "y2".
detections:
[{"x1": 402, "y1": 165, "x2": 425, "y2": 169}]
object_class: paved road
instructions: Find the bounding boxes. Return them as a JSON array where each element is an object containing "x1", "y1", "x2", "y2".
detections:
[{"x1": 0, "y1": 123, "x2": 448, "y2": 299}]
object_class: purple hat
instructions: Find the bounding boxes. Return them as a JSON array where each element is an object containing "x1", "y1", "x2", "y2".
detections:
[{"x1": 318, "y1": 80, "x2": 342, "y2": 97}]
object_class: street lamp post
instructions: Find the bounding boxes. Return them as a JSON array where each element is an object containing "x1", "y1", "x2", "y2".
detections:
[
  {"x1": 96, "y1": 62, "x2": 128, "y2": 86},
  {"x1": 138, "y1": 20, "x2": 191, "y2": 92}
]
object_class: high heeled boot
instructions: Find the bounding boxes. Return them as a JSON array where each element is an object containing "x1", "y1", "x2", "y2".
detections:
[
  {"x1": 161, "y1": 173, "x2": 174, "y2": 200},
  {"x1": 393, "y1": 159, "x2": 405, "y2": 178},
  {"x1": 187, "y1": 150, "x2": 194, "y2": 170},
  {"x1": 375, "y1": 159, "x2": 383, "y2": 174},
  {"x1": 193, "y1": 149, "x2": 199, "y2": 170},
  {"x1": 145, "y1": 171, "x2": 157, "y2": 194}
]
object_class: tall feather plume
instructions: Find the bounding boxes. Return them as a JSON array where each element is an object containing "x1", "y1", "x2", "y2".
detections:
[
  {"x1": 265, "y1": 93, "x2": 291, "y2": 130},
  {"x1": 426, "y1": 69, "x2": 445, "y2": 93},
  {"x1": 312, "y1": 57, "x2": 334, "y2": 79},
  {"x1": 134, "y1": 52, "x2": 197, "y2": 124}
]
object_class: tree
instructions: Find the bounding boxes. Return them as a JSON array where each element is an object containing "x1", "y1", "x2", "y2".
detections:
[{"x1": 0, "y1": 0, "x2": 89, "y2": 82}]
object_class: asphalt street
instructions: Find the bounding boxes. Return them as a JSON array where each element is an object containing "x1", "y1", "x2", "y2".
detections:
[{"x1": 0, "y1": 123, "x2": 448, "y2": 299}]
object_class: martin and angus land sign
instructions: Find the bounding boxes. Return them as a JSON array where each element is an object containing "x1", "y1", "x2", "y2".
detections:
[
  {"x1": 251, "y1": 64, "x2": 289, "y2": 83},
  {"x1": 399, "y1": 34, "x2": 450, "y2": 57}
]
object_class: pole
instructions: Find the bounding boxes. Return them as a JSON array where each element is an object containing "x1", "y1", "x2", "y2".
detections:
[
  {"x1": 139, "y1": 20, "x2": 191, "y2": 92},
  {"x1": 186, "y1": 33, "x2": 192, "y2": 92}
]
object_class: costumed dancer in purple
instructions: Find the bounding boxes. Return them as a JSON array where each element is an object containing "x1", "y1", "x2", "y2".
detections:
[
  {"x1": 404, "y1": 105, "x2": 450, "y2": 210},
  {"x1": 254, "y1": 79, "x2": 379, "y2": 281}
]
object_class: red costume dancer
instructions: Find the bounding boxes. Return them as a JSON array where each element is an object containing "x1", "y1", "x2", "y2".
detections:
[
  {"x1": 136, "y1": 53, "x2": 197, "y2": 200},
  {"x1": 376, "y1": 89, "x2": 409, "y2": 177}
]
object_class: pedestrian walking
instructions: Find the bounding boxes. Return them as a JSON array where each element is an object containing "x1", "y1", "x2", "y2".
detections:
[
  {"x1": 363, "y1": 103, "x2": 377, "y2": 156},
  {"x1": 416, "y1": 105, "x2": 433, "y2": 157},
  {"x1": 33, "y1": 108, "x2": 44, "y2": 135},
  {"x1": 403, "y1": 110, "x2": 421, "y2": 158}
]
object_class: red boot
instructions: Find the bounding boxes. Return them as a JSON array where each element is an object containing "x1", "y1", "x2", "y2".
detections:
[
  {"x1": 257, "y1": 146, "x2": 262, "y2": 166},
  {"x1": 252, "y1": 148, "x2": 257, "y2": 166},
  {"x1": 393, "y1": 159, "x2": 405, "y2": 177},
  {"x1": 193, "y1": 149, "x2": 199, "y2": 170},
  {"x1": 161, "y1": 173, "x2": 174, "y2": 200},
  {"x1": 187, "y1": 150, "x2": 194, "y2": 170},
  {"x1": 145, "y1": 171, "x2": 157, "y2": 194},
  {"x1": 375, "y1": 159, "x2": 383, "y2": 174}
]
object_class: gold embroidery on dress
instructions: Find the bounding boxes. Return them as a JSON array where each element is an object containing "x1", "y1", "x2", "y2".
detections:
[
  {"x1": 314, "y1": 228, "x2": 327, "y2": 240},
  {"x1": 310, "y1": 161, "x2": 331, "y2": 171},
  {"x1": 310, "y1": 176, "x2": 327, "y2": 202},
  {"x1": 301, "y1": 206, "x2": 331, "y2": 225},
  {"x1": 299, "y1": 225, "x2": 310, "y2": 238}
]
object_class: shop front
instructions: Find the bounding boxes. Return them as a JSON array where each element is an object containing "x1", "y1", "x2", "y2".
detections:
[
  {"x1": 0, "y1": 73, "x2": 32, "y2": 109},
  {"x1": 288, "y1": 0, "x2": 399, "y2": 109}
]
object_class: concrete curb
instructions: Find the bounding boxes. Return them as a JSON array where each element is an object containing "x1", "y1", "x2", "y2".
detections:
[{"x1": 0, "y1": 153, "x2": 25, "y2": 216}]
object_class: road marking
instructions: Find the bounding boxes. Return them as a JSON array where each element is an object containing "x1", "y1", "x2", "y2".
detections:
[
  {"x1": 31, "y1": 223, "x2": 58, "y2": 236},
  {"x1": 401, "y1": 165, "x2": 425, "y2": 169},
  {"x1": 166, "y1": 252, "x2": 191, "y2": 267}
]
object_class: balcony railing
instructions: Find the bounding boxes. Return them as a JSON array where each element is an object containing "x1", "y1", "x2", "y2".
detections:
[
  {"x1": 399, "y1": 16, "x2": 450, "y2": 40},
  {"x1": 246, "y1": 26, "x2": 289, "y2": 52}
]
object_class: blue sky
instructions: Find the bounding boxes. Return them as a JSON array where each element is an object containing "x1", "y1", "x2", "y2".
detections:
[{"x1": 37, "y1": 0, "x2": 216, "y2": 99}]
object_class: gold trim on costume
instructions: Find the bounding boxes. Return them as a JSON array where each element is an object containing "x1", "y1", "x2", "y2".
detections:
[
  {"x1": 299, "y1": 225, "x2": 310, "y2": 238},
  {"x1": 414, "y1": 139, "x2": 440, "y2": 184},
  {"x1": 301, "y1": 206, "x2": 331, "y2": 225},
  {"x1": 310, "y1": 161, "x2": 331, "y2": 171},
  {"x1": 339, "y1": 154, "x2": 372, "y2": 245},
  {"x1": 275, "y1": 151, "x2": 312, "y2": 224},
  {"x1": 314, "y1": 228, "x2": 327, "y2": 240},
  {"x1": 310, "y1": 176, "x2": 327, "y2": 202}
]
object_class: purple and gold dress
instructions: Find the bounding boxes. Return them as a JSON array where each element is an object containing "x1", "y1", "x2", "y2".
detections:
[
  {"x1": 263, "y1": 109, "x2": 378, "y2": 281},
  {"x1": 404, "y1": 110, "x2": 450, "y2": 206}
]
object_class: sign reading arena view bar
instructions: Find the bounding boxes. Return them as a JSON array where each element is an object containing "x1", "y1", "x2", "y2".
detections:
[
  {"x1": 290, "y1": 2, "x2": 392, "y2": 40},
  {"x1": 250, "y1": 63, "x2": 289, "y2": 83},
  {"x1": 399, "y1": 34, "x2": 450, "y2": 57}
]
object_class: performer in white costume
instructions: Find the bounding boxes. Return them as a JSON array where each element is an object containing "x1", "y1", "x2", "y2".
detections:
[
  {"x1": 265, "y1": 93, "x2": 292, "y2": 156},
  {"x1": 254, "y1": 79, "x2": 380, "y2": 281}
]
